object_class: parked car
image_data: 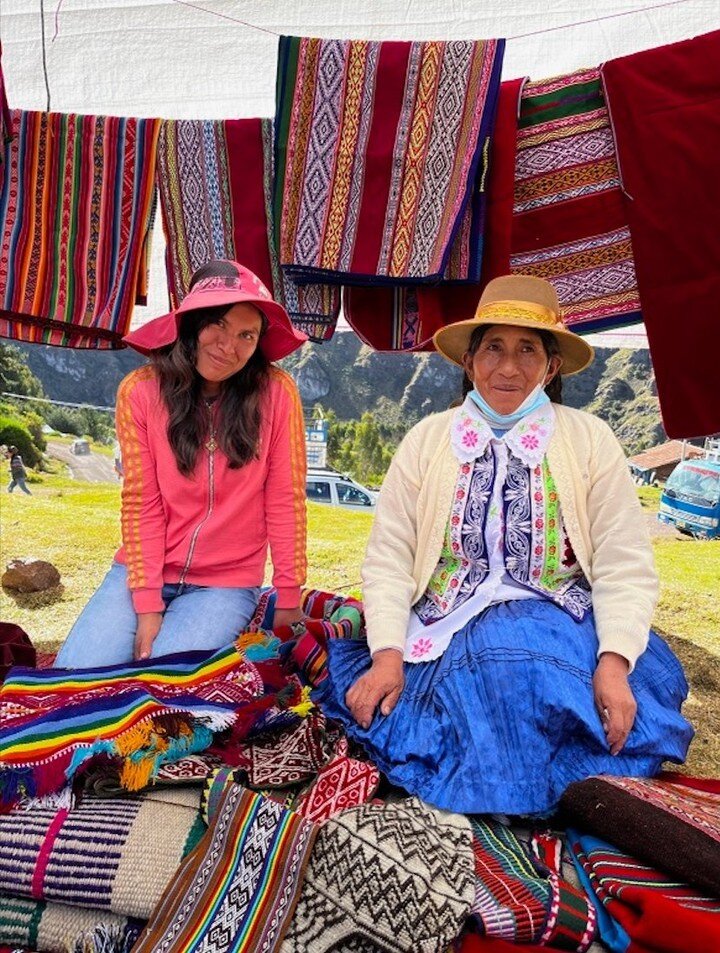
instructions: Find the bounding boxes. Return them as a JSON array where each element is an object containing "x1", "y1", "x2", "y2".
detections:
[
  {"x1": 71, "y1": 439, "x2": 91, "y2": 455},
  {"x1": 306, "y1": 468, "x2": 377, "y2": 510}
]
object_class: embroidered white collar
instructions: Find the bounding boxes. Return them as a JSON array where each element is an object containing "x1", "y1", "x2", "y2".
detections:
[{"x1": 450, "y1": 394, "x2": 555, "y2": 467}]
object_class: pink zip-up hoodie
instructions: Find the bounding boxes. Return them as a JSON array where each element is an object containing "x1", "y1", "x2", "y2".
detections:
[{"x1": 114, "y1": 364, "x2": 307, "y2": 614}]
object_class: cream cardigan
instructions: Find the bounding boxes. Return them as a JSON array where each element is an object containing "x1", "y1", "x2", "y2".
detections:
[{"x1": 362, "y1": 404, "x2": 658, "y2": 670}]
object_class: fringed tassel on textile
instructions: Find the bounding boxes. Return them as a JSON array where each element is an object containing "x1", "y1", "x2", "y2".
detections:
[
  {"x1": 73, "y1": 923, "x2": 142, "y2": 953},
  {"x1": 236, "y1": 629, "x2": 282, "y2": 662}
]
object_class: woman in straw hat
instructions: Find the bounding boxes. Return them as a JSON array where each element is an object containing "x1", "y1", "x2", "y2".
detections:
[
  {"x1": 317, "y1": 275, "x2": 692, "y2": 815},
  {"x1": 56, "y1": 260, "x2": 308, "y2": 668}
]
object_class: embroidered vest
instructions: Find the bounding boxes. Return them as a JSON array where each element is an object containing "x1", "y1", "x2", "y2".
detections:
[{"x1": 415, "y1": 399, "x2": 591, "y2": 625}]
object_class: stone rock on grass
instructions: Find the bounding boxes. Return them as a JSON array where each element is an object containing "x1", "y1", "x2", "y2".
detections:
[{"x1": 2, "y1": 558, "x2": 61, "y2": 592}]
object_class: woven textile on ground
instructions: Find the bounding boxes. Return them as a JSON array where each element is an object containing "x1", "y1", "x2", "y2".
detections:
[
  {"x1": 560, "y1": 773, "x2": 720, "y2": 895},
  {"x1": 293, "y1": 737, "x2": 380, "y2": 824},
  {"x1": 135, "y1": 786, "x2": 318, "y2": 953},
  {"x1": 275, "y1": 36, "x2": 503, "y2": 286},
  {"x1": 568, "y1": 830, "x2": 720, "y2": 953},
  {"x1": 0, "y1": 892, "x2": 142, "y2": 953},
  {"x1": 0, "y1": 789, "x2": 204, "y2": 919},
  {"x1": 601, "y1": 30, "x2": 720, "y2": 439},
  {"x1": 469, "y1": 821, "x2": 596, "y2": 951},
  {"x1": 0, "y1": 641, "x2": 294, "y2": 807},
  {"x1": 508, "y1": 69, "x2": 641, "y2": 334},
  {"x1": 281, "y1": 796, "x2": 474, "y2": 953},
  {"x1": 156, "y1": 117, "x2": 339, "y2": 342},
  {"x1": 0, "y1": 110, "x2": 159, "y2": 348}
]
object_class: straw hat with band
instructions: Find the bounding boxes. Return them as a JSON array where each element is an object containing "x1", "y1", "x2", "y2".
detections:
[
  {"x1": 123, "y1": 260, "x2": 308, "y2": 362},
  {"x1": 432, "y1": 274, "x2": 594, "y2": 375}
]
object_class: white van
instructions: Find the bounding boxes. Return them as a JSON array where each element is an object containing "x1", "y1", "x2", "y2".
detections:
[{"x1": 306, "y1": 468, "x2": 377, "y2": 510}]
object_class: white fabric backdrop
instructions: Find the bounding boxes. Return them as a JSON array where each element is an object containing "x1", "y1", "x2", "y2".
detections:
[{"x1": 1, "y1": 0, "x2": 718, "y2": 345}]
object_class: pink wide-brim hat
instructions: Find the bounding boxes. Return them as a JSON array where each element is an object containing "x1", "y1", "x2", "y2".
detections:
[{"x1": 123, "y1": 261, "x2": 308, "y2": 361}]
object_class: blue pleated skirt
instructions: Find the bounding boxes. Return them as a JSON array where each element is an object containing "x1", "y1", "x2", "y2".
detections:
[{"x1": 314, "y1": 600, "x2": 694, "y2": 815}]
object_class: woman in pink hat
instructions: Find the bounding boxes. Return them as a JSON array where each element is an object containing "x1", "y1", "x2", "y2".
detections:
[{"x1": 56, "y1": 260, "x2": 308, "y2": 668}]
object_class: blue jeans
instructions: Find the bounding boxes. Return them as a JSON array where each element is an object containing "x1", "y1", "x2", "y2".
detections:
[
  {"x1": 7, "y1": 477, "x2": 31, "y2": 494},
  {"x1": 56, "y1": 562, "x2": 260, "y2": 668}
]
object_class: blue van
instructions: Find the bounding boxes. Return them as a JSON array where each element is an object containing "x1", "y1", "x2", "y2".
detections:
[{"x1": 658, "y1": 441, "x2": 720, "y2": 539}]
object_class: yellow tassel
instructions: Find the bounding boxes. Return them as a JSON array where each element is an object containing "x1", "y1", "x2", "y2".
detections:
[
  {"x1": 113, "y1": 721, "x2": 155, "y2": 757},
  {"x1": 236, "y1": 630, "x2": 265, "y2": 650},
  {"x1": 119, "y1": 755, "x2": 155, "y2": 791},
  {"x1": 290, "y1": 685, "x2": 315, "y2": 718}
]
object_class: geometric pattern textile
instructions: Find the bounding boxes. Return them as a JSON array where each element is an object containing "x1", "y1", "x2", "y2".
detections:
[
  {"x1": 281, "y1": 797, "x2": 474, "y2": 952},
  {"x1": 510, "y1": 69, "x2": 642, "y2": 334},
  {"x1": 0, "y1": 642, "x2": 265, "y2": 807},
  {"x1": 156, "y1": 117, "x2": 339, "y2": 342},
  {"x1": 568, "y1": 830, "x2": 720, "y2": 953},
  {"x1": 0, "y1": 110, "x2": 159, "y2": 348},
  {"x1": 293, "y1": 737, "x2": 380, "y2": 825},
  {"x1": 248, "y1": 711, "x2": 329, "y2": 789},
  {"x1": 601, "y1": 31, "x2": 720, "y2": 439},
  {"x1": 0, "y1": 791, "x2": 204, "y2": 919},
  {"x1": 0, "y1": 892, "x2": 142, "y2": 953},
  {"x1": 469, "y1": 819, "x2": 597, "y2": 950},
  {"x1": 275, "y1": 36, "x2": 504, "y2": 285},
  {"x1": 560, "y1": 774, "x2": 720, "y2": 896},
  {"x1": 134, "y1": 786, "x2": 318, "y2": 953}
]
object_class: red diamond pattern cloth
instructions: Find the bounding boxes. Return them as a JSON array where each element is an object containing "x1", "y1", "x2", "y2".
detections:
[{"x1": 294, "y1": 738, "x2": 380, "y2": 823}]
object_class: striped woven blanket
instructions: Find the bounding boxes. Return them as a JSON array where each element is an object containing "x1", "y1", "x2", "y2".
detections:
[
  {"x1": 135, "y1": 786, "x2": 317, "y2": 953},
  {"x1": 0, "y1": 642, "x2": 284, "y2": 807},
  {"x1": 0, "y1": 892, "x2": 142, "y2": 953},
  {"x1": 157, "y1": 117, "x2": 339, "y2": 342},
  {"x1": 509, "y1": 68, "x2": 641, "y2": 333},
  {"x1": 275, "y1": 35, "x2": 503, "y2": 286},
  {"x1": 561, "y1": 774, "x2": 720, "y2": 896},
  {"x1": 0, "y1": 789, "x2": 204, "y2": 919},
  {"x1": 0, "y1": 110, "x2": 159, "y2": 348},
  {"x1": 568, "y1": 830, "x2": 720, "y2": 953}
]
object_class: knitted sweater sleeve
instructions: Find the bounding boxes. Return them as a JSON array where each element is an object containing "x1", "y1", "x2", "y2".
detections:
[
  {"x1": 361, "y1": 424, "x2": 424, "y2": 655},
  {"x1": 116, "y1": 370, "x2": 167, "y2": 614},
  {"x1": 264, "y1": 370, "x2": 307, "y2": 609},
  {"x1": 586, "y1": 419, "x2": 658, "y2": 669}
]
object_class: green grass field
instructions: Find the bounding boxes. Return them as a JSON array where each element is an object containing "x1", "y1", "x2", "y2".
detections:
[{"x1": 2, "y1": 467, "x2": 718, "y2": 654}]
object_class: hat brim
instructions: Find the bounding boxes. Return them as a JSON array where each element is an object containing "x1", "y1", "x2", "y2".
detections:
[
  {"x1": 123, "y1": 291, "x2": 307, "y2": 362},
  {"x1": 432, "y1": 315, "x2": 594, "y2": 375}
]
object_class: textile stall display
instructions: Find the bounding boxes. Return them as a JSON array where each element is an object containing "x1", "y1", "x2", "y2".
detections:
[
  {"x1": 156, "y1": 117, "x2": 339, "y2": 342},
  {"x1": 274, "y1": 36, "x2": 504, "y2": 286},
  {"x1": 568, "y1": 830, "x2": 720, "y2": 952},
  {"x1": 0, "y1": 110, "x2": 159, "y2": 348},
  {"x1": 560, "y1": 774, "x2": 720, "y2": 895},
  {"x1": 601, "y1": 30, "x2": 720, "y2": 439}
]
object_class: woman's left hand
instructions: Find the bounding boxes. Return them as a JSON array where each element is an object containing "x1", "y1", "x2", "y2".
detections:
[
  {"x1": 274, "y1": 606, "x2": 304, "y2": 629},
  {"x1": 593, "y1": 652, "x2": 637, "y2": 755}
]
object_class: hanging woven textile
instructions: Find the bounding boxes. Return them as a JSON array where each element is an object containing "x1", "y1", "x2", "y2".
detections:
[
  {"x1": 156, "y1": 117, "x2": 339, "y2": 343},
  {"x1": 0, "y1": 46, "x2": 12, "y2": 173},
  {"x1": 0, "y1": 110, "x2": 159, "y2": 348},
  {"x1": 509, "y1": 68, "x2": 642, "y2": 333},
  {"x1": 275, "y1": 35, "x2": 504, "y2": 286},
  {"x1": 602, "y1": 30, "x2": 720, "y2": 439}
]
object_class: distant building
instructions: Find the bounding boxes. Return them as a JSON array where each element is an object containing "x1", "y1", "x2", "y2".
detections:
[{"x1": 628, "y1": 440, "x2": 704, "y2": 485}]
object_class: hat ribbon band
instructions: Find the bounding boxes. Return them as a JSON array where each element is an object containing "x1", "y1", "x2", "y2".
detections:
[{"x1": 476, "y1": 299, "x2": 560, "y2": 328}]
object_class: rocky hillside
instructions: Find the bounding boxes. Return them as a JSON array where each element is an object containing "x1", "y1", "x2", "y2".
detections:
[{"x1": 12, "y1": 333, "x2": 665, "y2": 454}]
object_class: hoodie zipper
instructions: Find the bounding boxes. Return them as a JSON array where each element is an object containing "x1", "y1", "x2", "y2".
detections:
[{"x1": 178, "y1": 408, "x2": 217, "y2": 586}]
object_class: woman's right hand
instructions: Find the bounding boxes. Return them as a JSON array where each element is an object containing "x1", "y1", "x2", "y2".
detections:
[
  {"x1": 134, "y1": 612, "x2": 164, "y2": 661},
  {"x1": 345, "y1": 648, "x2": 404, "y2": 729}
]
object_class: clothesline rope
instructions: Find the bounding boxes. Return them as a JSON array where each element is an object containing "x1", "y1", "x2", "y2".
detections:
[{"x1": 164, "y1": 0, "x2": 698, "y2": 41}]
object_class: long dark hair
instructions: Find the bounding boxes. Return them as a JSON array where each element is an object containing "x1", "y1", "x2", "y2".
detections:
[
  {"x1": 152, "y1": 301, "x2": 271, "y2": 477},
  {"x1": 460, "y1": 325, "x2": 563, "y2": 403}
]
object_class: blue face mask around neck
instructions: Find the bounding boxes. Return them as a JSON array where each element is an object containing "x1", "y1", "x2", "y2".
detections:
[{"x1": 468, "y1": 378, "x2": 551, "y2": 431}]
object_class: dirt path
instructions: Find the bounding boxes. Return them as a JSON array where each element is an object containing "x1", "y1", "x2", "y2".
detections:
[{"x1": 47, "y1": 442, "x2": 118, "y2": 483}]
